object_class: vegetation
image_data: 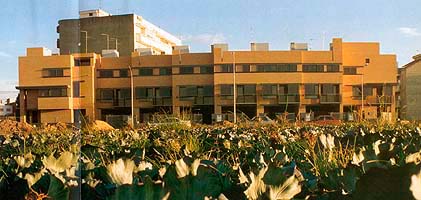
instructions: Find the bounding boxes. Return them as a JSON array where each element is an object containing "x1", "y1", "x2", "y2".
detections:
[{"x1": 0, "y1": 122, "x2": 421, "y2": 199}]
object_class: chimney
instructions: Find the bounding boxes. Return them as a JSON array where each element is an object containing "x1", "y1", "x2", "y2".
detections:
[{"x1": 251, "y1": 43, "x2": 269, "y2": 51}]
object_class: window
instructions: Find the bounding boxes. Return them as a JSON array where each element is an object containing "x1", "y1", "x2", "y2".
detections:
[
  {"x1": 242, "y1": 65, "x2": 250, "y2": 72},
  {"x1": 303, "y1": 64, "x2": 324, "y2": 72},
  {"x1": 179, "y1": 66, "x2": 194, "y2": 74},
  {"x1": 321, "y1": 84, "x2": 339, "y2": 95},
  {"x1": 99, "y1": 89, "x2": 114, "y2": 101},
  {"x1": 198, "y1": 85, "x2": 214, "y2": 96},
  {"x1": 384, "y1": 86, "x2": 393, "y2": 96},
  {"x1": 136, "y1": 87, "x2": 154, "y2": 99},
  {"x1": 159, "y1": 67, "x2": 172, "y2": 75},
  {"x1": 305, "y1": 84, "x2": 319, "y2": 98},
  {"x1": 119, "y1": 69, "x2": 128, "y2": 77},
  {"x1": 279, "y1": 84, "x2": 299, "y2": 94},
  {"x1": 200, "y1": 66, "x2": 214, "y2": 74},
  {"x1": 344, "y1": 67, "x2": 357, "y2": 75},
  {"x1": 74, "y1": 58, "x2": 91, "y2": 66},
  {"x1": 139, "y1": 68, "x2": 153, "y2": 76},
  {"x1": 156, "y1": 87, "x2": 172, "y2": 97},
  {"x1": 352, "y1": 86, "x2": 370, "y2": 98},
  {"x1": 39, "y1": 88, "x2": 67, "y2": 97},
  {"x1": 262, "y1": 84, "x2": 277, "y2": 96},
  {"x1": 118, "y1": 89, "x2": 130, "y2": 99},
  {"x1": 327, "y1": 64, "x2": 340, "y2": 72},
  {"x1": 43, "y1": 68, "x2": 64, "y2": 77},
  {"x1": 73, "y1": 81, "x2": 81, "y2": 97},
  {"x1": 238, "y1": 85, "x2": 256, "y2": 96},
  {"x1": 221, "y1": 64, "x2": 233, "y2": 73},
  {"x1": 256, "y1": 64, "x2": 297, "y2": 72},
  {"x1": 99, "y1": 70, "x2": 113, "y2": 78},
  {"x1": 220, "y1": 85, "x2": 233, "y2": 96},
  {"x1": 179, "y1": 86, "x2": 197, "y2": 97}
]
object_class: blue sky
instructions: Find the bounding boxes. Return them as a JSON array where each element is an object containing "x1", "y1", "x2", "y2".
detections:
[{"x1": 0, "y1": 0, "x2": 420, "y2": 101}]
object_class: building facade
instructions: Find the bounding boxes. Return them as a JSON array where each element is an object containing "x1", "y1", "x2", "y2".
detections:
[
  {"x1": 57, "y1": 9, "x2": 181, "y2": 56},
  {"x1": 399, "y1": 54, "x2": 421, "y2": 120},
  {"x1": 17, "y1": 38, "x2": 397, "y2": 124}
]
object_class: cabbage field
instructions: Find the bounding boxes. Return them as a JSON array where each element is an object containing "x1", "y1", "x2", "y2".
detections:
[{"x1": 1, "y1": 122, "x2": 421, "y2": 200}]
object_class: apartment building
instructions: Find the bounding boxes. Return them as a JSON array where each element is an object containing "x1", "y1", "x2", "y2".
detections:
[
  {"x1": 17, "y1": 38, "x2": 397, "y2": 124},
  {"x1": 399, "y1": 54, "x2": 421, "y2": 120},
  {"x1": 57, "y1": 9, "x2": 181, "y2": 56}
]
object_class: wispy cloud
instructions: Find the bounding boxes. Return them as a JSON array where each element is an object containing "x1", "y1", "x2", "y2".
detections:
[
  {"x1": 180, "y1": 33, "x2": 227, "y2": 45},
  {"x1": 398, "y1": 27, "x2": 421, "y2": 37},
  {"x1": 0, "y1": 51, "x2": 12, "y2": 57}
]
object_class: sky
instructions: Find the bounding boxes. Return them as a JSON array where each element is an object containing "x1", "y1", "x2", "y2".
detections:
[{"x1": 0, "y1": 0, "x2": 420, "y2": 101}]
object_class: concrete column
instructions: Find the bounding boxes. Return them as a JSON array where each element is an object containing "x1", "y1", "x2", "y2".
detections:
[{"x1": 214, "y1": 105, "x2": 222, "y2": 115}]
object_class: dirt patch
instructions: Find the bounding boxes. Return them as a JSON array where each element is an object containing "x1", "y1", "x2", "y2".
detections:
[
  {"x1": 0, "y1": 119, "x2": 33, "y2": 135},
  {"x1": 89, "y1": 120, "x2": 114, "y2": 131}
]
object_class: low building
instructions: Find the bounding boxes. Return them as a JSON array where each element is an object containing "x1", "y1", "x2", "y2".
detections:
[
  {"x1": 399, "y1": 54, "x2": 421, "y2": 120},
  {"x1": 0, "y1": 99, "x2": 15, "y2": 117},
  {"x1": 17, "y1": 38, "x2": 397, "y2": 124}
]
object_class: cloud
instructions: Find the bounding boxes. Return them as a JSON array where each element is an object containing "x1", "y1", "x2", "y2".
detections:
[
  {"x1": 180, "y1": 33, "x2": 227, "y2": 45},
  {"x1": 0, "y1": 51, "x2": 12, "y2": 57},
  {"x1": 398, "y1": 27, "x2": 421, "y2": 37}
]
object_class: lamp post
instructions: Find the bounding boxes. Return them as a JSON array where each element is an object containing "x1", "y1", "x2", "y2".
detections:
[
  {"x1": 128, "y1": 65, "x2": 134, "y2": 127},
  {"x1": 111, "y1": 37, "x2": 118, "y2": 50},
  {"x1": 81, "y1": 31, "x2": 88, "y2": 53},
  {"x1": 361, "y1": 60, "x2": 369, "y2": 120},
  {"x1": 233, "y1": 52, "x2": 236, "y2": 124},
  {"x1": 101, "y1": 33, "x2": 110, "y2": 50}
]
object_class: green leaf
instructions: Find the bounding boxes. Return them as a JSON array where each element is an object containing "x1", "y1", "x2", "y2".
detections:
[{"x1": 47, "y1": 175, "x2": 69, "y2": 200}]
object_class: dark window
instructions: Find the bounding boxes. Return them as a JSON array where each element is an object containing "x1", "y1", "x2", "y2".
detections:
[
  {"x1": 139, "y1": 68, "x2": 153, "y2": 76},
  {"x1": 220, "y1": 85, "x2": 233, "y2": 96},
  {"x1": 344, "y1": 67, "x2": 357, "y2": 75},
  {"x1": 327, "y1": 64, "x2": 340, "y2": 72},
  {"x1": 262, "y1": 84, "x2": 277, "y2": 96},
  {"x1": 179, "y1": 66, "x2": 194, "y2": 74},
  {"x1": 118, "y1": 88, "x2": 130, "y2": 99},
  {"x1": 221, "y1": 64, "x2": 233, "y2": 73},
  {"x1": 89, "y1": 13, "x2": 93, "y2": 16},
  {"x1": 365, "y1": 58, "x2": 370, "y2": 64},
  {"x1": 242, "y1": 65, "x2": 250, "y2": 72},
  {"x1": 198, "y1": 85, "x2": 214, "y2": 96},
  {"x1": 321, "y1": 84, "x2": 339, "y2": 95},
  {"x1": 238, "y1": 85, "x2": 256, "y2": 96},
  {"x1": 179, "y1": 86, "x2": 197, "y2": 97},
  {"x1": 136, "y1": 87, "x2": 154, "y2": 99},
  {"x1": 352, "y1": 86, "x2": 362, "y2": 97},
  {"x1": 119, "y1": 69, "x2": 129, "y2": 77},
  {"x1": 305, "y1": 84, "x2": 319, "y2": 98},
  {"x1": 99, "y1": 89, "x2": 114, "y2": 101},
  {"x1": 384, "y1": 86, "x2": 393, "y2": 96},
  {"x1": 303, "y1": 64, "x2": 324, "y2": 72},
  {"x1": 159, "y1": 67, "x2": 172, "y2": 75},
  {"x1": 200, "y1": 66, "x2": 214, "y2": 74},
  {"x1": 364, "y1": 86, "x2": 373, "y2": 96},
  {"x1": 256, "y1": 64, "x2": 297, "y2": 72},
  {"x1": 39, "y1": 88, "x2": 67, "y2": 97},
  {"x1": 99, "y1": 70, "x2": 114, "y2": 78},
  {"x1": 279, "y1": 84, "x2": 299, "y2": 94},
  {"x1": 156, "y1": 87, "x2": 172, "y2": 97},
  {"x1": 74, "y1": 58, "x2": 91, "y2": 66},
  {"x1": 73, "y1": 81, "x2": 81, "y2": 97},
  {"x1": 43, "y1": 68, "x2": 64, "y2": 77}
]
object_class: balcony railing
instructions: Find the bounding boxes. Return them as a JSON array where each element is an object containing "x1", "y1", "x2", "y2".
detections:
[
  {"x1": 153, "y1": 97, "x2": 172, "y2": 106},
  {"x1": 320, "y1": 94, "x2": 341, "y2": 104},
  {"x1": 366, "y1": 95, "x2": 393, "y2": 104},
  {"x1": 278, "y1": 94, "x2": 300, "y2": 104},
  {"x1": 194, "y1": 96, "x2": 214, "y2": 105},
  {"x1": 236, "y1": 95, "x2": 257, "y2": 104},
  {"x1": 113, "y1": 98, "x2": 131, "y2": 107}
]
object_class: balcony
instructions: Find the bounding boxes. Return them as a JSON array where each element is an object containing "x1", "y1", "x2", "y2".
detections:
[
  {"x1": 38, "y1": 97, "x2": 71, "y2": 110},
  {"x1": 153, "y1": 97, "x2": 172, "y2": 106},
  {"x1": 366, "y1": 95, "x2": 393, "y2": 105},
  {"x1": 320, "y1": 94, "x2": 341, "y2": 104},
  {"x1": 278, "y1": 94, "x2": 300, "y2": 104},
  {"x1": 236, "y1": 95, "x2": 257, "y2": 104},
  {"x1": 193, "y1": 96, "x2": 214, "y2": 105},
  {"x1": 113, "y1": 98, "x2": 131, "y2": 107}
]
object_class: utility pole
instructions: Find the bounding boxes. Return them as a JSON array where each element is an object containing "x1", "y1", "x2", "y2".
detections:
[{"x1": 128, "y1": 65, "x2": 134, "y2": 127}]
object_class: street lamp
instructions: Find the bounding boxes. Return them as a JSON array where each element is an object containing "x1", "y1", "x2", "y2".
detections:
[
  {"x1": 80, "y1": 31, "x2": 88, "y2": 53},
  {"x1": 128, "y1": 65, "x2": 134, "y2": 127},
  {"x1": 101, "y1": 33, "x2": 110, "y2": 50},
  {"x1": 111, "y1": 37, "x2": 118, "y2": 50},
  {"x1": 233, "y1": 51, "x2": 236, "y2": 124},
  {"x1": 361, "y1": 59, "x2": 369, "y2": 120}
]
